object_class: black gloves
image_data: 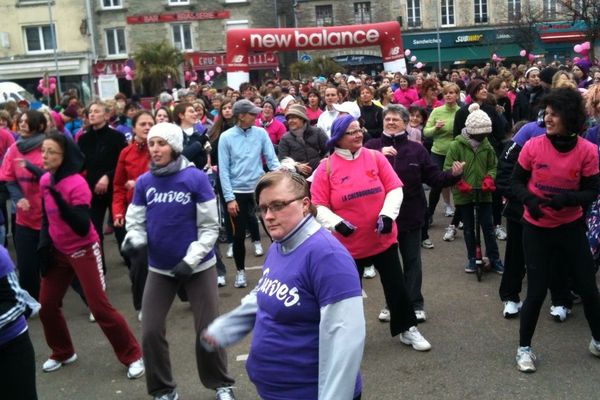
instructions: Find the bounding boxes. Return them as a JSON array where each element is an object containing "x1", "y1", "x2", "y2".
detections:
[
  {"x1": 335, "y1": 220, "x2": 356, "y2": 237},
  {"x1": 524, "y1": 196, "x2": 546, "y2": 221},
  {"x1": 546, "y1": 192, "x2": 577, "y2": 211},
  {"x1": 172, "y1": 261, "x2": 194, "y2": 281},
  {"x1": 375, "y1": 216, "x2": 393, "y2": 234}
]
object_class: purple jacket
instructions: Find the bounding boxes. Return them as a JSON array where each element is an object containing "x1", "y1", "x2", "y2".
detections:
[{"x1": 365, "y1": 133, "x2": 460, "y2": 232}]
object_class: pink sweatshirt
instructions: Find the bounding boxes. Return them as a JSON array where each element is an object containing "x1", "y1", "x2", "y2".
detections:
[
  {"x1": 0, "y1": 144, "x2": 43, "y2": 229},
  {"x1": 40, "y1": 172, "x2": 99, "y2": 254}
]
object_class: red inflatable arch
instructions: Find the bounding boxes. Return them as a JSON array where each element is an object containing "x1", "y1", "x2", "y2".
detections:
[{"x1": 225, "y1": 21, "x2": 405, "y2": 89}]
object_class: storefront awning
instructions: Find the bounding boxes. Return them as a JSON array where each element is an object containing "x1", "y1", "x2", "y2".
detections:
[
  {"x1": 540, "y1": 32, "x2": 586, "y2": 43},
  {"x1": 411, "y1": 44, "x2": 526, "y2": 64}
]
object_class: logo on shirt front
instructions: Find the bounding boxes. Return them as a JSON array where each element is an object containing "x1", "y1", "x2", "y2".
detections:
[
  {"x1": 146, "y1": 187, "x2": 192, "y2": 205},
  {"x1": 257, "y1": 268, "x2": 300, "y2": 307}
]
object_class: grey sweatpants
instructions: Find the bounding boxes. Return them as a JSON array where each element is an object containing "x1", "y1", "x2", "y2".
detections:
[{"x1": 141, "y1": 267, "x2": 234, "y2": 397}]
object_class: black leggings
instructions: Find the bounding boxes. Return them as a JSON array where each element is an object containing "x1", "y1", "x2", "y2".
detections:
[
  {"x1": 0, "y1": 331, "x2": 37, "y2": 399},
  {"x1": 230, "y1": 193, "x2": 260, "y2": 270},
  {"x1": 355, "y1": 243, "x2": 417, "y2": 336},
  {"x1": 519, "y1": 220, "x2": 600, "y2": 347}
]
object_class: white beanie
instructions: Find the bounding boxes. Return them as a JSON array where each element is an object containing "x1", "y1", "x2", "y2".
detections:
[
  {"x1": 147, "y1": 122, "x2": 184, "y2": 153},
  {"x1": 465, "y1": 103, "x2": 492, "y2": 135},
  {"x1": 279, "y1": 94, "x2": 295, "y2": 111}
]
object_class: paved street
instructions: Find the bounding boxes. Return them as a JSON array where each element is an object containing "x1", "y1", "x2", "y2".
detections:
[{"x1": 26, "y1": 214, "x2": 600, "y2": 400}]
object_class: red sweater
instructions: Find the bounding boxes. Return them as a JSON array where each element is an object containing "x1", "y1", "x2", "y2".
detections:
[{"x1": 111, "y1": 141, "x2": 149, "y2": 219}]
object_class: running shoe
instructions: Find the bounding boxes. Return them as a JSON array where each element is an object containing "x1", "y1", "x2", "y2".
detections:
[
  {"x1": 503, "y1": 301, "x2": 522, "y2": 318},
  {"x1": 443, "y1": 225, "x2": 457, "y2": 241},
  {"x1": 42, "y1": 353, "x2": 78, "y2": 373},
  {"x1": 421, "y1": 239, "x2": 434, "y2": 249},
  {"x1": 234, "y1": 270, "x2": 247, "y2": 288},
  {"x1": 378, "y1": 308, "x2": 390, "y2": 322},
  {"x1": 550, "y1": 305, "x2": 571, "y2": 322},
  {"x1": 495, "y1": 225, "x2": 507, "y2": 241},
  {"x1": 399, "y1": 326, "x2": 431, "y2": 351},
  {"x1": 363, "y1": 265, "x2": 376, "y2": 279},
  {"x1": 516, "y1": 346, "x2": 536, "y2": 373}
]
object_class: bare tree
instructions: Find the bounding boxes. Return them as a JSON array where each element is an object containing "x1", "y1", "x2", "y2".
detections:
[
  {"x1": 511, "y1": 1, "x2": 545, "y2": 55},
  {"x1": 557, "y1": 0, "x2": 599, "y2": 61}
]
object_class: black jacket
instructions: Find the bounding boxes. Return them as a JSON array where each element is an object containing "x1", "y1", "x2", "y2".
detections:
[
  {"x1": 512, "y1": 86, "x2": 545, "y2": 124},
  {"x1": 278, "y1": 124, "x2": 328, "y2": 175},
  {"x1": 78, "y1": 123, "x2": 127, "y2": 200}
]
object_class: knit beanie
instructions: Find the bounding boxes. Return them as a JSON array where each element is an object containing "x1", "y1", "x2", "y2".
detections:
[
  {"x1": 285, "y1": 104, "x2": 308, "y2": 122},
  {"x1": 466, "y1": 79, "x2": 486, "y2": 99},
  {"x1": 279, "y1": 94, "x2": 295, "y2": 111},
  {"x1": 575, "y1": 59, "x2": 592, "y2": 75},
  {"x1": 262, "y1": 97, "x2": 277, "y2": 110},
  {"x1": 465, "y1": 103, "x2": 492, "y2": 135},
  {"x1": 326, "y1": 114, "x2": 356, "y2": 150},
  {"x1": 147, "y1": 122, "x2": 183, "y2": 153},
  {"x1": 539, "y1": 67, "x2": 558, "y2": 85}
]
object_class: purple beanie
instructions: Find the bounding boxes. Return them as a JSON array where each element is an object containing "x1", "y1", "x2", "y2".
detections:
[
  {"x1": 575, "y1": 59, "x2": 592, "y2": 75},
  {"x1": 326, "y1": 114, "x2": 356, "y2": 151}
]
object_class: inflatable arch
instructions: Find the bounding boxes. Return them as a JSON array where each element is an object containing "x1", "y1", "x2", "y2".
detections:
[{"x1": 225, "y1": 21, "x2": 406, "y2": 89}]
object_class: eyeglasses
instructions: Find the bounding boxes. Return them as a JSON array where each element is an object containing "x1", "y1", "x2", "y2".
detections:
[
  {"x1": 258, "y1": 196, "x2": 305, "y2": 215},
  {"x1": 41, "y1": 148, "x2": 63, "y2": 156},
  {"x1": 345, "y1": 129, "x2": 363, "y2": 136}
]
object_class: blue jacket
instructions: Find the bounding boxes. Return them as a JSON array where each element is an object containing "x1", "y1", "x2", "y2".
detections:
[{"x1": 218, "y1": 125, "x2": 280, "y2": 202}]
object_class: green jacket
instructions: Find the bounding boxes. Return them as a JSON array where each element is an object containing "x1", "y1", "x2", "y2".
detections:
[
  {"x1": 423, "y1": 103, "x2": 459, "y2": 156},
  {"x1": 443, "y1": 135, "x2": 497, "y2": 205}
]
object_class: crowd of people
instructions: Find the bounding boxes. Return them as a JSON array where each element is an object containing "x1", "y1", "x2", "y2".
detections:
[{"x1": 1, "y1": 56, "x2": 600, "y2": 399}]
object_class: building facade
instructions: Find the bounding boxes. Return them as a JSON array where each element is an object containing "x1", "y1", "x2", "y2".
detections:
[
  {"x1": 91, "y1": 0, "x2": 295, "y2": 96},
  {"x1": 295, "y1": 0, "x2": 596, "y2": 71},
  {"x1": 0, "y1": 0, "x2": 92, "y2": 103}
]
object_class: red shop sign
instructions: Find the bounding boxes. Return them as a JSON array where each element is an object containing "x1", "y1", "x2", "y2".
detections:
[
  {"x1": 92, "y1": 60, "x2": 128, "y2": 77},
  {"x1": 185, "y1": 52, "x2": 278, "y2": 70},
  {"x1": 127, "y1": 10, "x2": 229, "y2": 24}
]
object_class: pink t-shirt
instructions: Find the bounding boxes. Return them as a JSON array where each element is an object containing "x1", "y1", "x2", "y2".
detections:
[
  {"x1": 40, "y1": 172, "x2": 99, "y2": 254},
  {"x1": 518, "y1": 135, "x2": 599, "y2": 228},
  {"x1": 311, "y1": 148, "x2": 403, "y2": 259},
  {"x1": 0, "y1": 144, "x2": 43, "y2": 229}
]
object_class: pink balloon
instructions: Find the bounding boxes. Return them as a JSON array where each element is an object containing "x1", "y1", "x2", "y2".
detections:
[
  {"x1": 42, "y1": 88, "x2": 50, "y2": 96},
  {"x1": 415, "y1": 62, "x2": 423, "y2": 69},
  {"x1": 573, "y1": 56, "x2": 581, "y2": 63},
  {"x1": 404, "y1": 49, "x2": 411, "y2": 56},
  {"x1": 39, "y1": 79, "x2": 45, "y2": 85},
  {"x1": 49, "y1": 83, "x2": 56, "y2": 92},
  {"x1": 528, "y1": 53, "x2": 535, "y2": 62},
  {"x1": 519, "y1": 50, "x2": 527, "y2": 57},
  {"x1": 215, "y1": 66, "x2": 222, "y2": 73},
  {"x1": 37, "y1": 85, "x2": 44, "y2": 93},
  {"x1": 123, "y1": 66, "x2": 132, "y2": 74},
  {"x1": 582, "y1": 41, "x2": 591, "y2": 51},
  {"x1": 574, "y1": 44, "x2": 582, "y2": 53},
  {"x1": 125, "y1": 74, "x2": 133, "y2": 81},
  {"x1": 410, "y1": 56, "x2": 417, "y2": 62},
  {"x1": 48, "y1": 77, "x2": 56, "y2": 84},
  {"x1": 184, "y1": 71, "x2": 191, "y2": 80},
  {"x1": 208, "y1": 70, "x2": 215, "y2": 77},
  {"x1": 204, "y1": 75, "x2": 211, "y2": 82}
]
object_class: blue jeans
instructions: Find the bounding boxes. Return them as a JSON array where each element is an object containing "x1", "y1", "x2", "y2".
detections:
[{"x1": 458, "y1": 202, "x2": 499, "y2": 262}]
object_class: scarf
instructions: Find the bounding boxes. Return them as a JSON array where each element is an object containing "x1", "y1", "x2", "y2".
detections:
[
  {"x1": 461, "y1": 129, "x2": 482, "y2": 150},
  {"x1": 546, "y1": 133, "x2": 577, "y2": 153},
  {"x1": 150, "y1": 155, "x2": 184, "y2": 176},
  {"x1": 16, "y1": 133, "x2": 45, "y2": 154}
]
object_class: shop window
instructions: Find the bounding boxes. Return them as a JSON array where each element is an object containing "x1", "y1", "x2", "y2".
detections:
[
  {"x1": 507, "y1": 0, "x2": 521, "y2": 20},
  {"x1": 354, "y1": 2, "x2": 371, "y2": 24},
  {"x1": 24, "y1": 24, "x2": 56, "y2": 54},
  {"x1": 315, "y1": 5, "x2": 333, "y2": 27},
  {"x1": 440, "y1": 0, "x2": 454, "y2": 27},
  {"x1": 168, "y1": 0, "x2": 189, "y2": 5},
  {"x1": 105, "y1": 27, "x2": 127, "y2": 57},
  {"x1": 406, "y1": 0, "x2": 421, "y2": 28},
  {"x1": 474, "y1": 0, "x2": 487, "y2": 23},
  {"x1": 172, "y1": 24, "x2": 193, "y2": 51},
  {"x1": 543, "y1": 0, "x2": 556, "y2": 20},
  {"x1": 101, "y1": 0, "x2": 122, "y2": 9}
]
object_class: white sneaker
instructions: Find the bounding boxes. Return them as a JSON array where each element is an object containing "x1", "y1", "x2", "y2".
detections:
[
  {"x1": 421, "y1": 239, "x2": 434, "y2": 249},
  {"x1": 127, "y1": 358, "x2": 145, "y2": 379},
  {"x1": 42, "y1": 353, "x2": 78, "y2": 372},
  {"x1": 458, "y1": 221, "x2": 464, "y2": 230},
  {"x1": 442, "y1": 225, "x2": 457, "y2": 241},
  {"x1": 253, "y1": 241, "x2": 264, "y2": 257},
  {"x1": 378, "y1": 308, "x2": 390, "y2": 322},
  {"x1": 503, "y1": 301, "x2": 522, "y2": 319},
  {"x1": 217, "y1": 275, "x2": 226, "y2": 287},
  {"x1": 516, "y1": 346, "x2": 536, "y2": 373},
  {"x1": 215, "y1": 386, "x2": 236, "y2": 400},
  {"x1": 226, "y1": 243, "x2": 233, "y2": 258},
  {"x1": 234, "y1": 270, "x2": 247, "y2": 288},
  {"x1": 399, "y1": 326, "x2": 431, "y2": 351},
  {"x1": 89, "y1": 312, "x2": 96, "y2": 323},
  {"x1": 590, "y1": 338, "x2": 600, "y2": 357},
  {"x1": 495, "y1": 225, "x2": 507, "y2": 241},
  {"x1": 363, "y1": 265, "x2": 376, "y2": 279},
  {"x1": 550, "y1": 305, "x2": 571, "y2": 322},
  {"x1": 444, "y1": 204, "x2": 455, "y2": 217},
  {"x1": 415, "y1": 310, "x2": 427, "y2": 322},
  {"x1": 137, "y1": 311, "x2": 143, "y2": 322}
]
